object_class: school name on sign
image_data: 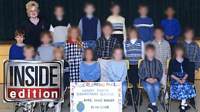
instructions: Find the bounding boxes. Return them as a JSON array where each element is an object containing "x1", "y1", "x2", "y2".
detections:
[
  {"x1": 3, "y1": 60, "x2": 63, "y2": 102},
  {"x1": 70, "y1": 82, "x2": 122, "y2": 112}
]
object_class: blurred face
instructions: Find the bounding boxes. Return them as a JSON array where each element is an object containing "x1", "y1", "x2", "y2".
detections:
[
  {"x1": 102, "y1": 26, "x2": 113, "y2": 37},
  {"x1": 113, "y1": 49, "x2": 123, "y2": 61},
  {"x1": 85, "y1": 50, "x2": 93, "y2": 61},
  {"x1": 154, "y1": 29, "x2": 164, "y2": 40},
  {"x1": 84, "y1": 5, "x2": 95, "y2": 15},
  {"x1": 54, "y1": 51, "x2": 63, "y2": 60},
  {"x1": 70, "y1": 29, "x2": 79, "y2": 40},
  {"x1": 166, "y1": 8, "x2": 175, "y2": 18},
  {"x1": 111, "y1": 5, "x2": 120, "y2": 15},
  {"x1": 28, "y1": 6, "x2": 39, "y2": 18},
  {"x1": 54, "y1": 7, "x2": 64, "y2": 18},
  {"x1": 41, "y1": 34, "x2": 51, "y2": 44},
  {"x1": 146, "y1": 49, "x2": 155, "y2": 59},
  {"x1": 15, "y1": 35, "x2": 24, "y2": 44},
  {"x1": 175, "y1": 49, "x2": 184, "y2": 58},
  {"x1": 24, "y1": 49, "x2": 34, "y2": 60},
  {"x1": 184, "y1": 30, "x2": 194, "y2": 40},
  {"x1": 138, "y1": 7, "x2": 148, "y2": 16},
  {"x1": 129, "y1": 30, "x2": 138, "y2": 39}
]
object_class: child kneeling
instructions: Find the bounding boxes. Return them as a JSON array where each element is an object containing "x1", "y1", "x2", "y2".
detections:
[{"x1": 138, "y1": 44, "x2": 163, "y2": 112}]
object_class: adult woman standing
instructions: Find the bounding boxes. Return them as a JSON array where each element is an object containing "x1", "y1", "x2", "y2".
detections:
[{"x1": 21, "y1": 1, "x2": 49, "y2": 48}]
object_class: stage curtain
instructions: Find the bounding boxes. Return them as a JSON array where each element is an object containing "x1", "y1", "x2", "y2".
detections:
[{"x1": 0, "y1": 0, "x2": 200, "y2": 41}]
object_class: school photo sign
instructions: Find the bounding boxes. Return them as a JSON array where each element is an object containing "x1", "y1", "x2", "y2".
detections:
[
  {"x1": 3, "y1": 60, "x2": 63, "y2": 102},
  {"x1": 70, "y1": 82, "x2": 122, "y2": 112}
]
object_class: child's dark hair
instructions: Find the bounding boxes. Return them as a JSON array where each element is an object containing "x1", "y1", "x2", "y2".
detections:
[
  {"x1": 15, "y1": 28, "x2": 25, "y2": 37},
  {"x1": 184, "y1": 26, "x2": 194, "y2": 34},
  {"x1": 127, "y1": 26, "x2": 139, "y2": 39},
  {"x1": 138, "y1": 3, "x2": 148, "y2": 9},
  {"x1": 83, "y1": 48, "x2": 96, "y2": 61},
  {"x1": 173, "y1": 44, "x2": 185, "y2": 58},
  {"x1": 166, "y1": 5, "x2": 174, "y2": 11},
  {"x1": 40, "y1": 31, "x2": 52, "y2": 40},
  {"x1": 54, "y1": 4, "x2": 64, "y2": 10},
  {"x1": 145, "y1": 44, "x2": 155, "y2": 51},
  {"x1": 154, "y1": 26, "x2": 164, "y2": 32},
  {"x1": 84, "y1": 2, "x2": 95, "y2": 9},
  {"x1": 111, "y1": 2, "x2": 120, "y2": 9},
  {"x1": 102, "y1": 21, "x2": 113, "y2": 29}
]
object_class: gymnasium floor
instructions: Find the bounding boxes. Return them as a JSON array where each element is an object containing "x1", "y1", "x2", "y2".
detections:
[{"x1": 0, "y1": 81, "x2": 199, "y2": 112}]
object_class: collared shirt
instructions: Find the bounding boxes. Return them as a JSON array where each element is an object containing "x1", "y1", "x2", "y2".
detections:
[
  {"x1": 152, "y1": 39, "x2": 171, "y2": 70},
  {"x1": 96, "y1": 36, "x2": 120, "y2": 58}
]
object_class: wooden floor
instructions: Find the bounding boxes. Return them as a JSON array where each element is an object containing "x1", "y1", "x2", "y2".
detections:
[{"x1": 0, "y1": 81, "x2": 199, "y2": 112}]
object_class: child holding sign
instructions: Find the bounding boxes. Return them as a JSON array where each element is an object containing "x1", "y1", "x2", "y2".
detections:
[{"x1": 107, "y1": 47, "x2": 127, "y2": 105}]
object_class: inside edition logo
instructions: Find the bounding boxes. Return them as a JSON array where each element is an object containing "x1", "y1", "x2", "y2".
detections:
[{"x1": 3, "y1": 60, "x2": 63, "y2": 102}]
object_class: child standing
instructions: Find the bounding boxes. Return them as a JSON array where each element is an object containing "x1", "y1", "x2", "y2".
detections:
[
  {"x1": 80, "y1": 48, "x2": 101, "y2": 82},
  {"x1": 138, "y1": 44, "x2": 163, "y2": 112},
  {"x1": 124, "y1": 27, "x2": 144, "y2": 104},
  {"x1": 107, "y1": 47, "x2": 127, "y2": 105},
  {"x1": 161, "y1": 6, "x2": 181, "y2": 46},
  {"x1": 64, "y1": 26, "x2": 85, "y2": 82},
  {"x1": 168, "y1": 45, "x2": 196, "y2": 112},
  {"x1": 50, "y1": 4, "x2": 70, "y2": 47},
  {"x1": 9, "y1": 29, "x2": 25, "y2": 60},
  {"x1": 151, "y1": 27, "x2": 171, "y2": 91},
  {"x1": 133, "y1": 4, "x2": 154, "y2": 42},
  {"x1": 78, "y1": 2, "x2": 101, "y2": 48},
  {"x1": 96, "y1": 22, "x2": 120, "y2": 58},
  {"x1": 107, "y1": 3, "x2": 126, "y2": 47},
  {"x1": 36, "y1": 31, "x2": 54, "y2": 61}
]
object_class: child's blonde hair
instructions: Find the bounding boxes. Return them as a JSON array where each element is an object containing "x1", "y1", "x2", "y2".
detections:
[
  {"x1": 26, "y1": 1, "x2": 39, "y2": 16},
  {"x1": 67, "y1": 26, "x2": 83, "y2": 48},
  {"x1": 24, "y1": 45, "x2": 35, "y2": 54},
  {"x1": 53, "y1": 47, "x2": 64, "y2": 59}
]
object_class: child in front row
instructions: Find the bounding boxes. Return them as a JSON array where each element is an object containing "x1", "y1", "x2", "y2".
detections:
[
  {"x1": 80, "y1": 48, "x2": 101, "y2": 82},
  {"x1": 168, "y1": 45, "x2": 196, "y2": 112},
  {"x1": 124, "y1": 26, "x2": 144, "y2": 104},
  {"x1": 96, "y1": 21, "x2": 120, "y2": 58},
  {"x1": 9, "y1": 29, "x2": 25, "y2": 60},
  {"x1": 107, "y1": 47, "x2": 127, "y2": 105},
  {"x1": 138, "y1": 44, "x2": 163, "y2": 112},
  {"x1": 79, "y1": 2, "x2": 101, "y2": 49},
  {"x1": 24, "y1": 45, "x2": 35, "y2": 61},
  {"x1": 36, "y1": 31, "x2": 54, "y2": 61}
]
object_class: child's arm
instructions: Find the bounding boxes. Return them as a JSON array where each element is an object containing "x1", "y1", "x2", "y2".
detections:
[
  {"x1": 120, "y1": 62, "x2": 128, "y2": 82},
  {"x1": 171, "y1": 74, "x2": 182, "y2": 83},
  {"x1": 9, "y1": 45, "x2": 14, "y2": 60},
  {"x1": 95, "y1": 40, "x2": 100, "y2": 58},
  {"x1": 174, "y1": 20, "x2": 181, "y2": 37},
  {"x1": 141, "y1": 41, "x2": 145, "y2": 59},
  {"x1": 79, "y1": 63, "x2": 86, "y2": 81},
  {"x1": 97, "y1": 19, "x2": 101, "y2": 39},
  {"x1": 78, "y1": 19, "x2": 83, "y2": 36},
  {"x1": 123, "y1": 18, "x2": 126, "y2": 42},
  {"x1": 138, "y1": 61, "x2": 147, "y2": 81}
]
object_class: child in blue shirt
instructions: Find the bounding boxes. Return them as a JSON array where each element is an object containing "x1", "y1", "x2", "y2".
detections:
[
  {"x1": 107, "y1": 47, "x2": 127, "y2": 105},
  {"x1": 133, "y1": 4, "x2": 154, "y2": 42},
  {"x1": 9, "y1": 29, "x2": 25, "y2": 60},
  {"x1": 79, "y1": 2, "x2": 101, "y2": 49},
  {"x1": 161, "y1": 6, "x2": 181, "y2": 45},
  {"x1": 80, "y1": 48, "x2": 100, "y2": 82}
]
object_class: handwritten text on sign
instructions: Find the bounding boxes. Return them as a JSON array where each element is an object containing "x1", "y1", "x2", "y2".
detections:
[{"x1": 70, "y1": 82, "x2": 122, "y2": 112}]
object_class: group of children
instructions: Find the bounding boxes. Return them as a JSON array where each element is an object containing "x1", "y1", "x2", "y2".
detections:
[{"x1": 8, "y1": 1, "x2": 200, "y2": 112}]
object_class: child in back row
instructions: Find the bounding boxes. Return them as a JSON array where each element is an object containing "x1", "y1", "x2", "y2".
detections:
[
  {"x1": 168, "y1": 45, "x2": 196, "y2": 112},
  {"x1": 9, "y1": 29, "x2": 25, "y2": 60},
  {"x1": 161, "y1": 6, "x2": 181, "y2": 46},
  {"x1": 36, "y1": 31, "x2": 54, "y2": 61},
  {"x1": 138, "y1": 44, "x2": 163, "y2": 112},
  {"x1": 107, "y1": 47, "x2": 127, "y2": 105},
  {"x1": 134, "y1": 4, "x2": 154, "y2": 42},
  {"x1": 50, "y1": 4, "x2": 70, "y2": 47},
  {"x1": 80, "y1": 48, "x2": 101, "y2": 82},
  {"x1": 107, "y1": 3, "x2": 126, "y2": 47},
  {"x1": 79, "y1": 2, "x2": 101, "y2": 49},
  {"x1": 124, "y1": 27, "x2": 144, "y2": 104}
]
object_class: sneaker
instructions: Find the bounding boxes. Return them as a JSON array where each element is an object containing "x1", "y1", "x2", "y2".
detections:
[
  {"x1": 147, "y1": 104, "x2": 159, "y2": 112},
  {"x1": 179, "y1": 105, "x2": 191, "y2": 111},
  {"x1": 179, "y1": 105, "x2": 186, "y2": 112}
]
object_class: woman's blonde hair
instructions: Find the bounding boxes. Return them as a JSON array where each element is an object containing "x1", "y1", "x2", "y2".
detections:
[
  {"x1": 67, "y1": 26, "x2": 83, "y2": 48},
  {"x1": 26, "y1": 1, "x2": 39, "y2": 16}
]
